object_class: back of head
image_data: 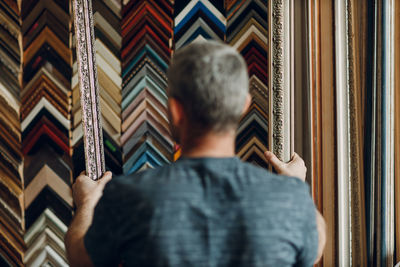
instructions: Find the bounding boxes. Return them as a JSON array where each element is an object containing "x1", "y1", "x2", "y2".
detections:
[{"x1": 167, "y1": 40, "x2": 249, "y2": 134}]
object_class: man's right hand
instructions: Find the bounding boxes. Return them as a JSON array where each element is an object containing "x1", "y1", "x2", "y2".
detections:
[
  {"x1": 72, "y1": 171, "x2": 112, "y2": 211},
  {"x1": 264, "y1": 151, "x2": 307, "y2": 181}
]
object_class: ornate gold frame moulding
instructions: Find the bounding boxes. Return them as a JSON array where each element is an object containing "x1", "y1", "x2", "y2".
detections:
[{"x1": 72, "y1": 0, "x2": 105, "y2": 180}]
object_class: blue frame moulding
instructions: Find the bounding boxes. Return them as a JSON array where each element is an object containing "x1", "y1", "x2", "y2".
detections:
[
  {"x1": 174, "y1": 1, "x2": 225, "y2": 35},
  {"x1": 122, "y1": 116, "x2": 172, "y2": 155},
  {"x1": 124, "y1": 141, "x2": 170, "y2": 174},
  {"x1": 122, "y1": 71, "x2": 168, "y2": 111},
  {"x1": 122, "y1": 44, "x2": 169, "y2": 81}
]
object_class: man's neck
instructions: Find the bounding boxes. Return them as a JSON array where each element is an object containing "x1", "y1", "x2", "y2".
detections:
[{"x1": 181, "y1": 131, "x2": 236, "y2": 158}]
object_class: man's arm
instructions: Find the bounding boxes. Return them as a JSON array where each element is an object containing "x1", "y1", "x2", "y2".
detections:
[
  {"x1": 65, "y1": 203, "x2": 95, "y2": 267},
  {"x1": 315, "y1": 209, "x2": 327, "y2": 263},
  {"x1": 264, "y1": 151, "x2": 326, "y2": 264},
  {"x1": 65, "y1": 171, "x2": 112, "y2": 267}
]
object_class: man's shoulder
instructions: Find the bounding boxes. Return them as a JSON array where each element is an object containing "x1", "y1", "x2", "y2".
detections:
[
  {"x1": 105, "y1": 160, "x2": 311, "y2": 204},
  {"x1": 108, "y1": 164, "x2": 168, "y2": 186},
  {"x1": 104, "y1": 164, "x2": 179, "y2": 198},
  {"x1": 239, "y1": 160, "x2": 310, "y2": 195}
]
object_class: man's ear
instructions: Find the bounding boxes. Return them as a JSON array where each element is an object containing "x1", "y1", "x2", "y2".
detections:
[
  {"x1": 168, "y1": 98, "x2": 185, "y2": 127},
  {"x1": 242, "y1": 93, "x2": 252, "y2": 114}
]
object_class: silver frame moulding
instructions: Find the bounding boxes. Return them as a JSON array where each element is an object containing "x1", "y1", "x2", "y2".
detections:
[{"x1": 72, "y1": 0, "x2": 105, "y2": 180}]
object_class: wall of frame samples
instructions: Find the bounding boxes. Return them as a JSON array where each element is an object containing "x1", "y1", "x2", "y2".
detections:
[{"x1": 0, "y1": 0, "x2": 399, "y2": 267}]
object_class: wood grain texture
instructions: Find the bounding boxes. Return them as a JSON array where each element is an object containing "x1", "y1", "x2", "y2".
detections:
[
  {"x1": 348, "y1": 0, "x2": 367, "y2": 264},
  {"x1": 319, "y1": 0, "x2": 337, "y2": 265}
]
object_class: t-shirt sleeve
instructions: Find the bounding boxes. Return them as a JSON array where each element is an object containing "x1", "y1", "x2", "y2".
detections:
[
  {"x1": 84, "y1": 183, "x2": 120, "y2": 267},
  {"x1": 295, "y1": 182, "x2": 319, "y2": 267}
]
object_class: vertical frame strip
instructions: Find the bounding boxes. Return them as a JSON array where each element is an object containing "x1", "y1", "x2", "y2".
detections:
[
  {"x1": 269, "y1": 0, "x2": 293, "y2": 162},
  {"x1": 335, "y1": 0, "x2": 351, "y2": 265},
  {"x1": 394, "y1": 0, "x2": 400, "y2": 262},
  {"x1": 347, "y1": 0, "x2": 367, "y2": 264},
  {"x1": 382, "y1": 0, "x2": 395, "y2": 265},
  {"x1": 72, "y1": 0, "x2": 105, "y2": 180},
  {"x1": 319, "y1": 0, "x2": 338, "y2": 264}
]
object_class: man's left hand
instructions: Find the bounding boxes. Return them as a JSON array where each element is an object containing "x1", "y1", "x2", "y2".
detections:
[{"x1": 72, "y1": 171, "x2": 112, "y2": 210}]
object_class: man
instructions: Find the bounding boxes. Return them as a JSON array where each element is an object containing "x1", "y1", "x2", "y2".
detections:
[{"x1": 65, "y1": 41, "x2": 326, "y2": 266}]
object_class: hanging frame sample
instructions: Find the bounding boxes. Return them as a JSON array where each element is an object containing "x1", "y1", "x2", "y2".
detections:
[
  {"x1": 346, "y1": 0, "x2": 368, "y2": 265},
  {"x1": 72, "y1": 0, "x2": 105, "y2": 180},
  {"x1": 332, "y1": 0, "x2": 396, "y2": 265},
  {"x1": 269, "y1": 0, "x2": 293, "y2": 162},
  {"x1": 395, "y1": 0, "x2": 400, "y2": 261},
  {"x1": 306, "y1": 0, "x2": 338, "y2": 265},
  {"x1": 364, "y1": 1, "x2": 396, "y2": 266},
  {"x1": 335, "y1": 0, "x2": 372, "y2": 265},
  {"x1": 377, "y1": 0, "x2": 395, "y2": 265}
]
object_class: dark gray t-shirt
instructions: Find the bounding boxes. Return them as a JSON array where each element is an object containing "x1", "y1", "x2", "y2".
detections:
[{"x1": 84, "y1": 157, "x2": 318, "y2": 267}]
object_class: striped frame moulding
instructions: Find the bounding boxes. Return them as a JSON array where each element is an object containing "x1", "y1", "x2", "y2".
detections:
[
  {"x1": 121, "y1": 0, "x2": 174, "y2": 174},
  {"x1": 20, "y1": 0, "x2": 73, "y2": 266},
  {"x1": 0, "y1": 0, "x2": 24, "y2": 265}
]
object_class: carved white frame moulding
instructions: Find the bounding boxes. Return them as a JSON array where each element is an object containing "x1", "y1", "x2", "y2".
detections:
[
  {"x1": 334, "y1": 0, "x2": 351, "y2": 265},
  {"x1": 72, "y1": 0, "x2": 105, "y2": 180},
  {"x1": 269, "y1": 0, "x2": 294, "y2": 163}
]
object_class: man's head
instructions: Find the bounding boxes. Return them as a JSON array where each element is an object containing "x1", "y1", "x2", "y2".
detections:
[{"x1": 167, "y1": 40, "x2": 250, "y2": 143}]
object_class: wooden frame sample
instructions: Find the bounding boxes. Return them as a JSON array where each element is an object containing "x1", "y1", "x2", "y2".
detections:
[
  {"x1": 308, "y1": 0, "x2": 337, "y2": 265},
  {"x1": 347, "y1": 0, "x2": 368, "y2": 265},
  {"x1": 72, "y1": 0, "x2": 105, "y2": 180}
]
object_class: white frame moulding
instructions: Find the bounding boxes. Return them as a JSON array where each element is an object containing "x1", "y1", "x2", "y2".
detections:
[
  {"x1": 269, "y1": 0, "x2": 294, "y2": 163},
  {"x1": 335, "y1": 0, "x2": 351, "y2": 266},
  {"x1": 383, "y1": 0, "x2": 395, "y2": 265}
]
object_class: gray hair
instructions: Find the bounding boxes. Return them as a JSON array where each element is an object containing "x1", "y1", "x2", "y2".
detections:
[{"x1": 167, "y1": 40, "x2": 249, "y2": 134}]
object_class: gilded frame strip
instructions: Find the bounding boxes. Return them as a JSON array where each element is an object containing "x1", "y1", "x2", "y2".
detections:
[{"x1": 72, "y1": 0, "x2": 105, "y2": 180}]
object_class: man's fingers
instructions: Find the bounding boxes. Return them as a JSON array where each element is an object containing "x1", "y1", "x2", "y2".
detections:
[
  {"x1": 291, "y1": 152, "x2": 305, "y2": 166},
  {"x1": 76, "y1": 172, "x2": 90, "y2": 183},
  {"x1": 264, "y1": 151, "x2": 285, "y2": 171},
  {"x1": 291, "y1": 152, "x2": 302, "y2": 163},
  {"x1": 99, "y1": 171, "x2": 112, "y2": 185}
]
